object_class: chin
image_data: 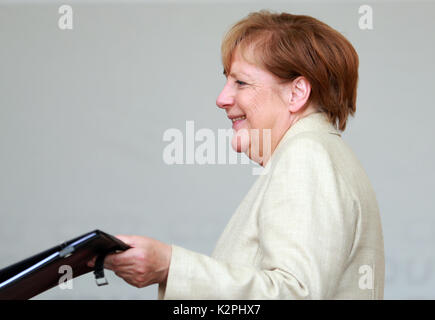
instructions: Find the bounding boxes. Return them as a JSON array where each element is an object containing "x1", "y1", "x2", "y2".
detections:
[{"x1": 231, "y1": 128, "x2": 250, "y2": 153}]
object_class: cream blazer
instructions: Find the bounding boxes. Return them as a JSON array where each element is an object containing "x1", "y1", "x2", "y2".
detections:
[{"x1": 158, "y1": 112, "x2": 385, "y2": 299}]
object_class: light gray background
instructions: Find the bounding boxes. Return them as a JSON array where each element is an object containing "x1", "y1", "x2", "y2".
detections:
[{"x1": 0, "y1": 0, "x2": 434, "y2": 299}]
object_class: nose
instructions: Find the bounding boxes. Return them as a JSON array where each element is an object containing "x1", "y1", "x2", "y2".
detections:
[{"x1": 216, "y1": 83, "x2": 235, "y2": 109}]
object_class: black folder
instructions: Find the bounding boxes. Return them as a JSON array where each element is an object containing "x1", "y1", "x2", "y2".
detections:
[{"x1": 0, "y1": 229, "x2": 130, "y2": 300}]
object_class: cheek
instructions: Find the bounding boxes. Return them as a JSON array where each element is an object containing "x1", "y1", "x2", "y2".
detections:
[
  {"x1": 249, "y1": 94, "x2": 264, "y2": 114},
  {"x1": 238, "y1": 92, "x2": 265, "y2": 126},
  {"x1": 248, "y1": 97, "x2": 275, "y2": 130}
]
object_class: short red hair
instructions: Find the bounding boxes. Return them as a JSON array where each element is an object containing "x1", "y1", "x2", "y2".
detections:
[{"x1": 221, "y1": 10, "x2": 359, "y2": 131}]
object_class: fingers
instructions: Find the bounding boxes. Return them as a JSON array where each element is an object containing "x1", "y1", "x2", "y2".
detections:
[
  {"x1": 87, "y1": 256, "x2": 96, "y2": 268},
  {"x1": 103, "y1": 249, "x2": 136, "y2": 270},
  {"x1": 86, "y1": 240, "x2": 135, "y2": 269},
  {"x1": 87, "y1": 251, "x2": 129, "y2": 269},
  {"x1": 87, "y1": 254, "x2": 117, "y2": 269},
  {"x1": 87, "y1": 252, "x2": 124, "y2": 269},
  {"x1": 87, "y1": 234, "x2": 136, "y2": 268},
  {"x1": 84, "y1": 235, "x2": 166, "y2": 289},
  {"x1": 86, "y1": 235, "x2": 160, "y2": 289}
]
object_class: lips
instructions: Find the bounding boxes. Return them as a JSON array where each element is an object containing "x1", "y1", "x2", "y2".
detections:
[
  {"x1": 228, "y1": 115, "x2": 247, "y2": 131},
  {"x1": 230, "y1": 115, "x2": 246, "y2": 122}
]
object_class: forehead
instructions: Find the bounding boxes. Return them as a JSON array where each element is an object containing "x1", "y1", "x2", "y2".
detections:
[{"x1": 228, "y1": 47, "x2": 278, "y2": 83}]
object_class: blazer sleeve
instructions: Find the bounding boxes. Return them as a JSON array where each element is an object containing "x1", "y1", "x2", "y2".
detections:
[{"x1": 158, "y1": 136, "x2": 358, "y2": 299}]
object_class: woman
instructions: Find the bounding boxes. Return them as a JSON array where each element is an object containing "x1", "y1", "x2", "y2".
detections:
[{"x1": 89, "y1": 10, "x2": 385, "y2": 299}]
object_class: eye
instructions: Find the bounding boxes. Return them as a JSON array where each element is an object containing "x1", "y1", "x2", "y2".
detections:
[{"x1": 235, "y1": 80, "x2": 247, "y2": 86}]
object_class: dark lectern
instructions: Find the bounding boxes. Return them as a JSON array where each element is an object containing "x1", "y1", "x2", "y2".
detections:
[{"x1": 0, "y1": 230, "x2": 130, "y2": 300}]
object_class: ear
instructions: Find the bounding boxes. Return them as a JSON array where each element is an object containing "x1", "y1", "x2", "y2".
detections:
[{"x1": 288, "y1": 76, "x2": 311, "y2": 113}]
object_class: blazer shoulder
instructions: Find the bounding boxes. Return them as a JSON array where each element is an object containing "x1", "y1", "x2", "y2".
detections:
[
  {"x1": 271, "y1": 130, "x2": 339, "y2": 167},
  {"x1": 267, "y1": 130, "x2": 359, "y2": 195}
]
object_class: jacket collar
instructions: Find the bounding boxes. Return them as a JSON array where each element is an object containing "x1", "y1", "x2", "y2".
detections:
[
  {"x1": 269, "y1": 111, "x2": 341, "y2": 161},
  {"x1": 261, "y1": 111, "x2": 342, "y2": 170},
  {"x1": 281, "y1": 111, "x2": 341, "y2": 141}
]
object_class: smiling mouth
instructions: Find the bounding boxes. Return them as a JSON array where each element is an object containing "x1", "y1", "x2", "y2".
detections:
[
  {"x1": 231, "y1": 115, "x2": 246, "y2": 123},
  {"x1": 231, "y1": 115, "x2": 247, "y2": 131}
]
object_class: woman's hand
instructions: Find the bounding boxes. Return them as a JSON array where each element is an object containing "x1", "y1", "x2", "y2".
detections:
[{"x1": 87, "y1": 235, "x2": 172, "y2": 288}]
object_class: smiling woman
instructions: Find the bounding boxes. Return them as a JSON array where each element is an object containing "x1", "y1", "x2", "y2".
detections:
[
  {"x1": 217, "y1": 10, "x2": 359, "y2": 167},
  {"x1": 217, "y1": 45, "x2": 319, "y2": 165},
  {"x1": 89, "y1": 9, "x2": 385, "y2": 300}
]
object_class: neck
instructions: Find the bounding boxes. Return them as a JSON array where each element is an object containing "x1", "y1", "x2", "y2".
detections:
[{"x1": 260, "y1": 106, "x2": 319, "y2": 167}]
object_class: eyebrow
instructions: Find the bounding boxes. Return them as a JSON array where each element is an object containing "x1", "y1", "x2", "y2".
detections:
[{"x1": 223, "y1": 69, "x2": 252, "y2": 80}]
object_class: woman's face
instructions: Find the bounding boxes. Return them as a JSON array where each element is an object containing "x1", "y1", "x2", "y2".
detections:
[{"x1": 216, "y1": 48, "x2": 291, "y2": 165}]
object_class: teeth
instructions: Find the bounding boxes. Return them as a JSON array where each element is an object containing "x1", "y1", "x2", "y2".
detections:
[{"x1": 231, "y1": 116, "x2": 246, "y2": 122}]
